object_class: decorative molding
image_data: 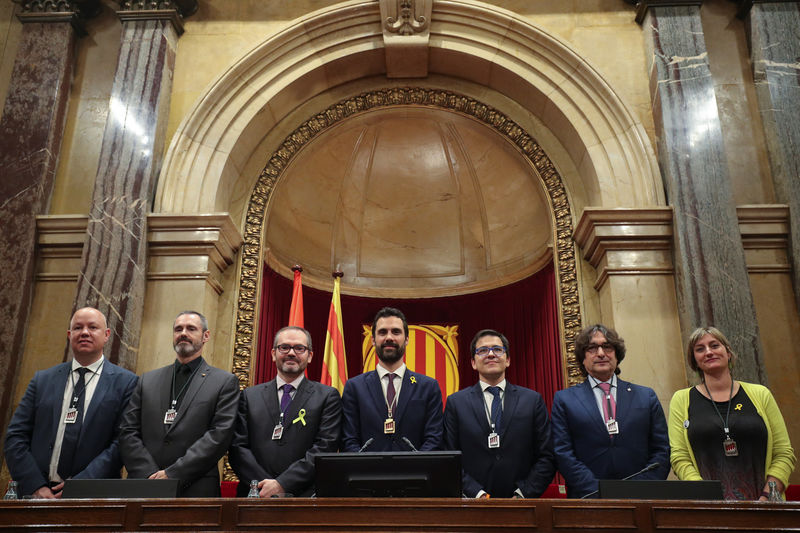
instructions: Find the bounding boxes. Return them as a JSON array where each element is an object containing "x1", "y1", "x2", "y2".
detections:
[
  {"x1": 13, "y1": 0, "x2": 99, "y2": 34},
  {"x1": 234, "y1": 87, "x2": 583, "y2": 391},
  {"x1": 635, "y1": 0, "x2": 704, "y2": 24},
  {"x1": 116, "y1": 9, "x2": 184, "y2": 34},
  {"x1": 379, "y1": 0, "x2": 432, "y2": 78},
  {"x1": 34, "y1": 213, "x2": 242, "y2": 291},
  {"x1": 737, "y1": 205, "x2": 791, "y2": 273},
  {"x1": 573, "y1": 207, "x2": 674, "y2": 290},
  {"x1": 116, "y1": 0, "x2": 196, "y2": 16}
]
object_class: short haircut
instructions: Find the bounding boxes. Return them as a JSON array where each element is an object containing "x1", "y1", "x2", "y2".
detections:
[
  {"x1": 574, "y1": 323, "x2": 626, "y2": 377},
  {"x1": 686, "y1": 326, "x2": 736, "y2": 373},
  {"x1": 470, "y1": 329, "x2": 509, "y2": 359},
  {"x1": 175, "y1": 310, "x2": 209, "y2": 332},
  {"x1": 273, "y1": 326, "x2": 313, "y2": 352},
  {"x1": 371, "y1": 307, "x2": 409, "y2": 338}
]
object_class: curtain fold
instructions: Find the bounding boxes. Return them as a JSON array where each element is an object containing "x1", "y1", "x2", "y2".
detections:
[{"x1": 255, "y1": 262, "x2": 563, "y2": 406}]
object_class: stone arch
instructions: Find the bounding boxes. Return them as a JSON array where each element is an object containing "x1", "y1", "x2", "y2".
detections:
[{"x1": 155, "y1": 0, "x2": 662, "y2": 215}]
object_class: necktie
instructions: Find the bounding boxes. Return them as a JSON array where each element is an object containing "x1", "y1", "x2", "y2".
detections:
[
  {"x1": 487, "y1": 386, "x2": 503, "y2": 434},
  {"x1": 280, "y1": 383, "x2": 294, "y2": 413},
  {"x1": 598, "y1": 382, "x2": 616, "y2": 421},
  {"x1": 58, "y1": 367, "x2": 89, "y2": 479},
  {"x1": 386, "y1": 373, "x2": 397, "y2": 410}
]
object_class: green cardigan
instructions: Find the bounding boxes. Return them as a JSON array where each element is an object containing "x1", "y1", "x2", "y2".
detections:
[{"x1": 668, "y1": 381, "x2": 795, "y2": 491}]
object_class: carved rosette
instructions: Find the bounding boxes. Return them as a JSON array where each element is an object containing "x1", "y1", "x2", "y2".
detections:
[{"x1": 234, "y1": 87, "x2": 583, "y2": 393}]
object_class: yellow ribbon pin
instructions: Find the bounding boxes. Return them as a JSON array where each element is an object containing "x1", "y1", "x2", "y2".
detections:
[
  {"x1": 735, "y1": 403, "x2": 743, "y2": 411},
  {"x1": 293, "y1": 408, "x2": 307, "y2": 426},
  {"x1": 410, "y1": 376, "x2": 417, "y2": 384}
]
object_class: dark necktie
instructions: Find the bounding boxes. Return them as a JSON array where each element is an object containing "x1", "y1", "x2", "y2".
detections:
[
  {"x1": 386, "y1": 373, "x2": 397, "y2": 410},
  {"x1": 58, "y1": 367, "x2": 89, "y2": 480},
  {"x1": 280, "y1": 383, "x2": 294, "y2": 413},
  {"x1": 487, "y1": 386, "x2": 503, "y2": 434}
]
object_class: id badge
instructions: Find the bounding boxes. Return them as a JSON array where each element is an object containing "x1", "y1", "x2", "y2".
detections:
[
  {"x1": 384, "y1": 418, "x2": 395, "y2": 434},
  {"x1": 723, "y1": 437, "x2": 738, "y2": 457},
  {"x1": 272, "y1": 424, "x2": 284, "y2": 440},
  {"x1": 64, "y1": 407, "x2": 78, "y2": 424},
  {"x1": 488, "y1": 432, "x2": 500, "y2": 449},
  {"x1": 606, "y1": 419, "x2": 619, "y2": 435},
  {"x1": 163, "y1": 408, "x2": 177, "y2": 425}
]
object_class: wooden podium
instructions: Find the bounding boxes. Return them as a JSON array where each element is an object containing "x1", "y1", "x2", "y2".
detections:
[{"x1": 1, "y1": 498, "x2": 798, "y2": 531}]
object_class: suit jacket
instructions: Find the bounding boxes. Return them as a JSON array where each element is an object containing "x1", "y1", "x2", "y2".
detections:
[
  {"x1": 229, "y1": 378, "x2": 342, "y2": 496},
  {"x1": 119, "y1": 357, "x2": 239, "y2": 497},
  {"x1": 551, "y1": 378, "x2": 670, "y2": 498},
  {"x1": 342, "y1": 369, "x2": 443, "y2": 452},
  {"x1": 444, "y1": 382, "x2": 555, "y2": 498},
  {"x1": 3, "y1": 360, "x2": 138, "y2": 496}
]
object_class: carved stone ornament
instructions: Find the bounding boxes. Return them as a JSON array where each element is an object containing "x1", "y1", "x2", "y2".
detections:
[
  {"x1": 379, "y1": 0, "x2": 432, "y2": 78},
  {"x1": 116, "y1": 0, "x2": 197, "y2": 17},
  {"x1": 14, "y1": 0, "x2": 100, "y2": 32},
  {"x1": 233, "y1": 87, "x2": 584, "y2": 394}
]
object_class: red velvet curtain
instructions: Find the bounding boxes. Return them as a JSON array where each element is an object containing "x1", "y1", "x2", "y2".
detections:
[{"x1": 255, "y1": 262, "x2": 563, "y2": 408}]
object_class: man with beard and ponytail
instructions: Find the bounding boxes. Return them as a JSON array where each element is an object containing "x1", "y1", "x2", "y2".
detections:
[
  {"x1": 229, "y1": 326, "x2": 341, "y2": 497},
  {"x1": 120, "y1": 311, "x2": 239, "y2": 497},
  {"x1": 342, "y1": 307, "x2": 443, "y2": 452}
]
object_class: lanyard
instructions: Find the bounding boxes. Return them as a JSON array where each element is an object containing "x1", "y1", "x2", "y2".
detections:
[
  {"x1": 481, "y1": 387, "x2": 503, "y2": 432},
  {"x1": 70, "y1": 361, "x2": 103, "y2": 408},
  {"x1": 702, "y1": 379, "x2": 735, "y2": 438},
  {"x1": 170, "y1": 362, "x2": 202, "y2": 410}
]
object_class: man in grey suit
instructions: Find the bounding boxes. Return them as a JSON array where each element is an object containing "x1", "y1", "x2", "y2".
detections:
[
  {"x1": 229, "y1": 326, "x2": 341, "y2": 497},
  {"x1": 4, "y1": 307, "x2": 137, "y2": 498},
  {"x1": 120, "y1": 310, "x2": 239, "y2": 497}
]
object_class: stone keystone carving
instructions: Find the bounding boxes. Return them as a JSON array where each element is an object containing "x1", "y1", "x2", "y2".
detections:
[{"x1": 379, "y1": 0, "x2": 432, "y2": 78}]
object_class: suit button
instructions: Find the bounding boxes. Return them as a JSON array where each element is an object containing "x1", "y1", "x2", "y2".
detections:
[{"x1": 496, "y1": 455, "x2": 501, "y2": 461}]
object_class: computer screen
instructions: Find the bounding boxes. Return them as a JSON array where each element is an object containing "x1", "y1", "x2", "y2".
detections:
[{"x1": 315, "y1": 451, "x2": 462, "y2": 497}]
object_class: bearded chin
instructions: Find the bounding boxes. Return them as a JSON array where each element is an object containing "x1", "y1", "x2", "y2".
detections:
[
  {"x1": 174, "y1": 342, "x2": 197, "y2": 357},
  {"x1": 378, "y1": 344, "x2": 405, "y2": 364}
]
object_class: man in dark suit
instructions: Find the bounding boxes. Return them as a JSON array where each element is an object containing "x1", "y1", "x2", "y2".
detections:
[
  {"x1": 229, "y1": 326, "x2": 341, "y2": 497},
  {"x1": 120, "y1": 310, "x2": 239, "y2": 497},
  {"x1": 342, "y1": 307, "x2": 443, "y2": 452},
  {"x1": 444, "y1": 329, "x2": 555, "y2": 498},
  {"x1": 4, "y1": 307, "x2": 138, "y2": 498},
  {"x1": 551, "y1": 324, "x2": 670, "y2": 498}
]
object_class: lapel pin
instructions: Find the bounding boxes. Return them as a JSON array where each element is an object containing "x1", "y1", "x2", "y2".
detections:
[{"x1": 410, "y1": 376, "x2": 417, "y2": 384}]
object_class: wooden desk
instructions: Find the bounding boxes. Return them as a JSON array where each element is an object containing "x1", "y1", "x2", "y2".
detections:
[{"x1": 0, "y1": 498, "x2": 798, "y2": 531}]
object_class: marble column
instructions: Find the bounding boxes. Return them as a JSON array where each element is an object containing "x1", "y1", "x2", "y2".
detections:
[
  {"x1": 638, "y1": 1, "x2": 767, "y2": 384},
  {"x1": 0, "y1": 2, "x2": 91, "y2": 442},
  {"x1": 737, "y1": 1, "x2": 800, "y2": 316},
  {"x1": 72, "y1": 1, "x2": 196, "y2": 370}
]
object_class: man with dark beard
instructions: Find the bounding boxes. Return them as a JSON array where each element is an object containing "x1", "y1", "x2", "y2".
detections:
[
  {"x1": 120, "y1": 311, "x2": 239, "y2": 497},
  {"x1": 341, "y1": 307, "x2": 443, "y2": 452}
]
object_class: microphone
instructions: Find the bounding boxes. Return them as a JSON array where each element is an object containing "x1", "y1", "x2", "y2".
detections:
[
  {"x1": 358, "y1": 438, "x2": 374, "y2": 453},
  {"x1": 401, "y1": 437, "x2": 419, "y2": 452},
  {"x1": 580, "y1": 462, "x2": 661, "y2": 499}
]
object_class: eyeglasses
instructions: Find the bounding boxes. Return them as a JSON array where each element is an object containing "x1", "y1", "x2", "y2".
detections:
[
  {"x1": 474, "y1": 345, "x2": 506, "y2": 357},
  {"x1": 586, "y1": 343, "x2": 614, "y2": 354},
  {"x1": 275, "y1": 344, "x2": 309, "y2": 355}
]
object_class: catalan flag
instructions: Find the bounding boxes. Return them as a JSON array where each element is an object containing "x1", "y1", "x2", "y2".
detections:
[
  {"x1": 321, "y1": 273, "x2": 348, "y2": 394},
  {"x1": 288, "y1": 265, "x2": 304, "y2": 327}
]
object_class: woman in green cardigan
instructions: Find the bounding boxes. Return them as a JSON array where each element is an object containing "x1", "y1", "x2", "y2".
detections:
[{"x1": 669, "y1": 327, "x2": 795, "y2": 500}]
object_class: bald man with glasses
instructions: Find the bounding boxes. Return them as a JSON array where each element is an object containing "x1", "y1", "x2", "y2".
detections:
[
  {"x1": 551, "y1": 324, "x2": 670, "y2": 498},
  {"x1": 229, "y1": 326, "x2": 342, "y2": 497}
]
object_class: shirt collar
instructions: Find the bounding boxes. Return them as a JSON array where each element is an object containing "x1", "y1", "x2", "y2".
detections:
[
  {"x1": 588, "y1": 374, "x2": 616, "y2": 389},
  {"x1": 376, "y1": 363, "x2": 406, "y2": 380},
  {"x1": 174, "y1": 355, "x2": 203, "y2": 373},
  {"x1": 276, "y1": 374, "x2": 305, "y2": 390},
  {"x1": 479, "y1": 379, "x2": 507, "y2": 392},
  {"x1": 72, "y1": 355, "x2": 105, "y2": 373}
]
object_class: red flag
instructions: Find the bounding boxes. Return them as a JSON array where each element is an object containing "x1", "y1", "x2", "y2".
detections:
[
  {"x1": 321, "y1": 273, "x2": 348, "y2": 394},
  {"x1": 288, "y1": 265, "x2": 303, "y2": 327}
]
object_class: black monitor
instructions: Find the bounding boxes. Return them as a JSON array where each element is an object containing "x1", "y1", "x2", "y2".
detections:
[
  {"x1": 314, "y1": 451, "x2": 462, "y2": 497},
  {"x1": 598, "y1": 479, "x2": 723, "y2": 500}
]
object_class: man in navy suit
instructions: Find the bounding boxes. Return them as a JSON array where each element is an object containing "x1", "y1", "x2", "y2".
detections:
[
  {"x1": 444, "y1": 329, "x2": 555, "y2": 498},
  {"x1": 342, "y1": 307, "x2": 443, "y2": 452},
  {"x1": 230, "y1": 326, "x2": 341, "y2": 497},
  {"x1": 4, "y1": 307, "x2": 138, "y2": 498},
  {"x1": 551, "y1": 324, "x2": 670, "y2": 498}
]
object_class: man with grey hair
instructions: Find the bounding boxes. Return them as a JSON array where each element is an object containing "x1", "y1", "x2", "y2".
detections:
[
  {"x1": 120, "y1": 311, "x2": 239, "y2": 497},
  {"x1": 230, "y1": 326, "x2": 342, "y2": 497}
]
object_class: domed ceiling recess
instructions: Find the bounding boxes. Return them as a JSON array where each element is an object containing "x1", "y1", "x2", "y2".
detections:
[{"x1": 264, "y1": 106, "x2": 553, "y2": 298}]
